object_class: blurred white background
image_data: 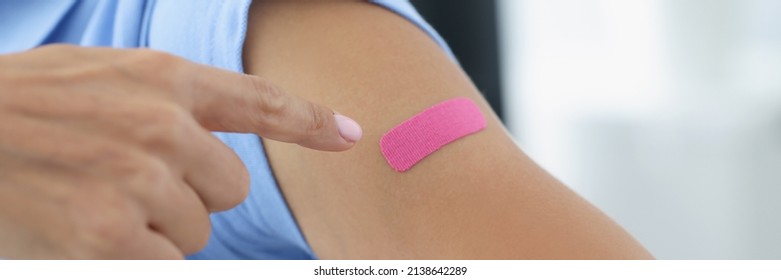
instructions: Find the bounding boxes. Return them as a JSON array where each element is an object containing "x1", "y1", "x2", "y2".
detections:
[{"x1": 498, "y1": 0, "x2": 781, "y2": 259}]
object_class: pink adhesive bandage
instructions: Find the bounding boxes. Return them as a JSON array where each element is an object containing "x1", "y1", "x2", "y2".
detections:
[{"x1": 380, "y1": 97, "x2": 487, "y2": 172}]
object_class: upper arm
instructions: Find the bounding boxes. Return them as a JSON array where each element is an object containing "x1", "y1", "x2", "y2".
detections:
[{"x1": 243, "y1": 0, "x2": 651, "y2": 259}]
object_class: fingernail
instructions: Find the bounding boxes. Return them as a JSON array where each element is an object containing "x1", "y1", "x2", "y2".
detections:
[{"x1": 334, "y1": 114, "x2": 362, "y2": 143}]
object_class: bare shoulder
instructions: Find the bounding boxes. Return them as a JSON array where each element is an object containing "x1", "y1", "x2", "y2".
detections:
[{"x1": 243, "y1": 0, "x2": 652, "y2": 259}]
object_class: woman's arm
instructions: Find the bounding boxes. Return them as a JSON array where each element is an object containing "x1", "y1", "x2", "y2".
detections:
[{"x1": 243, "y1": 0, "x2": 652, "y2": 259}]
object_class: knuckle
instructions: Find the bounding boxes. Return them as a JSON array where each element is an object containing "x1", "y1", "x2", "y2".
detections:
[
  {"x1": 63, "y1": 156, "x2": 175, "y2": 258},
  {"x1": 82, "y1": 144, "x2": 171, "y2": 191},
  {"x1": 124, "y1": 156, "x2": 171, "y2": 191},
  {"x1": 65, "y1": 187, "x2": 142, "y2": 259},
  {"x1": 148, "y1": 102, "x2": 190, "y2": 127},
  {"x1": 132, "y1": 102, "x2": 192, "y2": 150},
  {"x1": 128, "y1": 49, "x2": 181, "y2": 70},
  {"x1": 304, "y1": 102, "x2": 329, "y2": 136},
  {"x1": 72, "y1": 143, "x2": 136, "y2": 171},
  {"x1": 249, "y1": 76, "x2": 288, "y2": 117},
  {"x1": 119, "y1": 49, "x2": 188, "y2": 90},
  {"x1": 107, "y1": 151, "x2": 172, "y2": 194},
  {"x1": 161, "y1": 188, "x2": 212, "y2": 254}
]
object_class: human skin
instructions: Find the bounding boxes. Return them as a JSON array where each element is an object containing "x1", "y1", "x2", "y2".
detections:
[
  {"x1": 0, "y1": 45, "x2": 360, "y2": 259},
  {"x1": 246, "y1": 0, "x2": 653, "y2": 259}
]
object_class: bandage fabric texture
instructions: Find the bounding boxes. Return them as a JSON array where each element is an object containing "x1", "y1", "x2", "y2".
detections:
[{"x1": 380, "y1": 97, "x2": 487, "y2": 172}]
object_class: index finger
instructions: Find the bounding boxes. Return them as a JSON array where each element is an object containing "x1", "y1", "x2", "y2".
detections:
[{"x1": 181, "y1": 62, "x2": 363, "y2": 151}]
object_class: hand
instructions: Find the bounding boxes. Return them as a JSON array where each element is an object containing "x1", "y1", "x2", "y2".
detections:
[{"x1": 0, "y1": 45, "x2": 362, "y2": 259}]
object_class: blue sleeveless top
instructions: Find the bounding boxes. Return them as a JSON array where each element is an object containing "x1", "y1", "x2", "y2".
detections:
[{"x1": 0, "y1": 0, "x2": 453, "y2": 259}]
